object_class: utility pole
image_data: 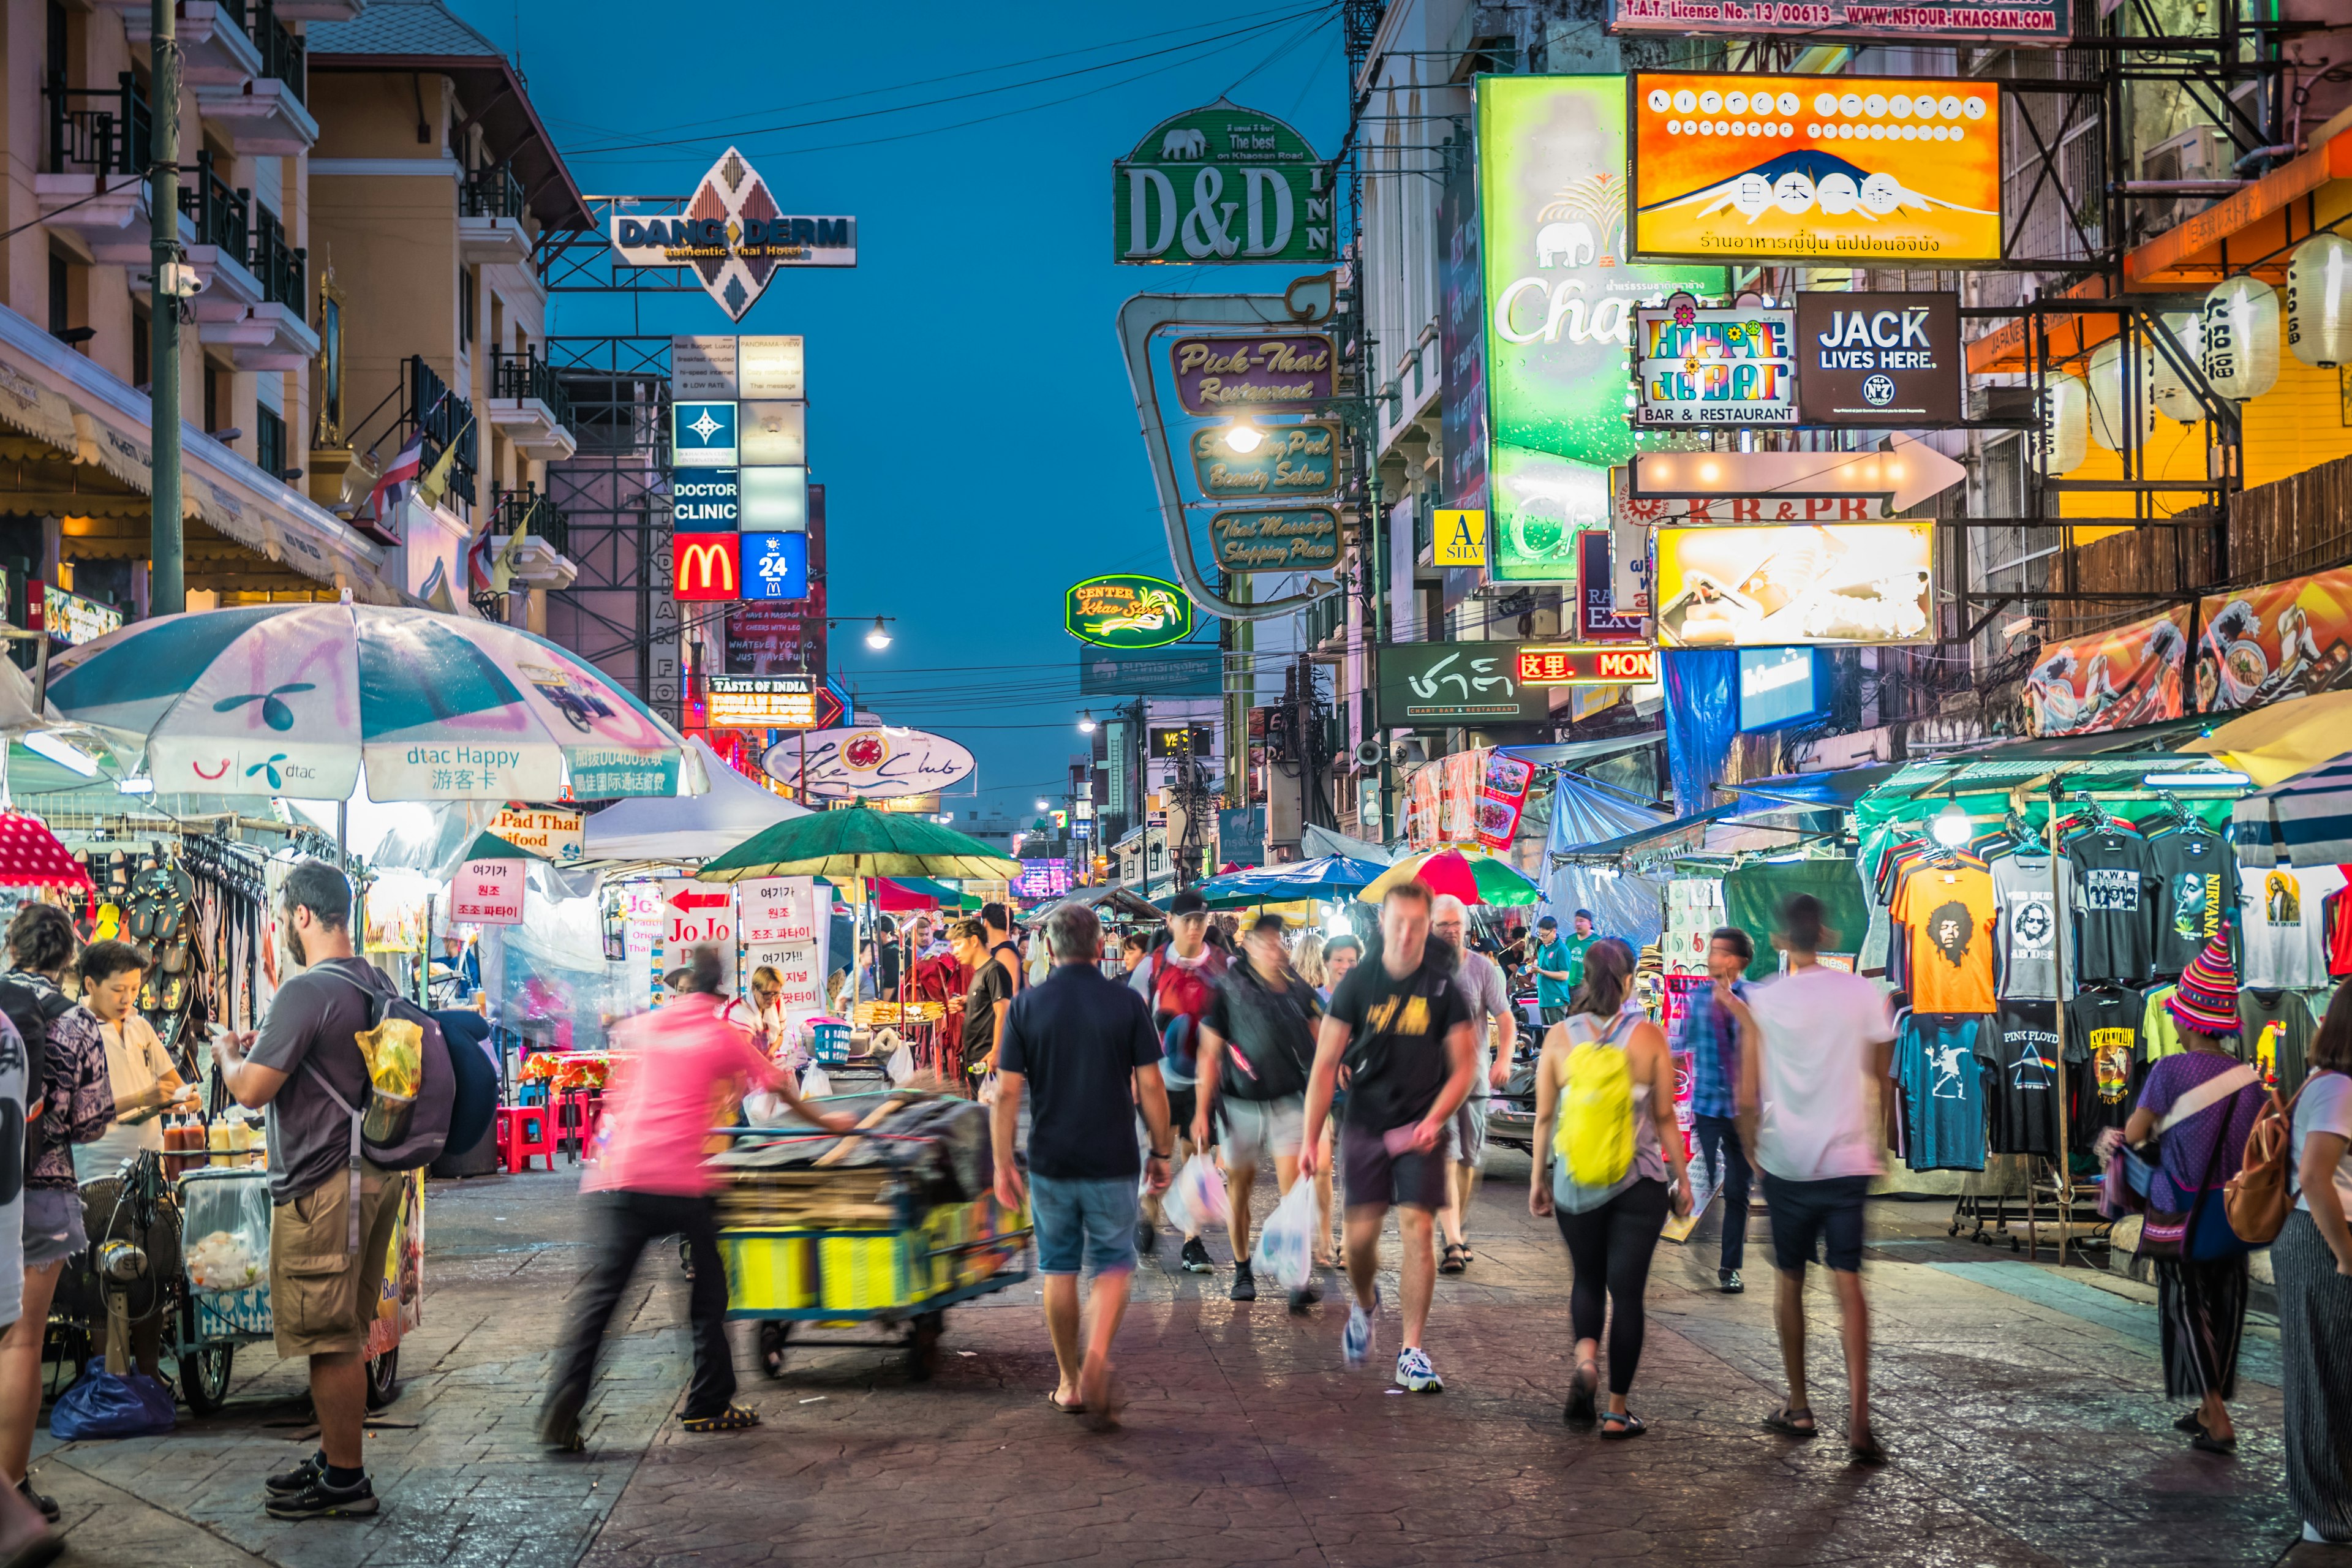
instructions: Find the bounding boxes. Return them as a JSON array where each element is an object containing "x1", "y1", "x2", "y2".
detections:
[{"x1": 148, "y1": 0, "x2": 184, "y2": 616}]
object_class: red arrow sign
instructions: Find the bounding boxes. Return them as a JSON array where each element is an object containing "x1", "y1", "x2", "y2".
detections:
[{"x1": 668, "y1": 889, "x2": 730, "y2": 913}]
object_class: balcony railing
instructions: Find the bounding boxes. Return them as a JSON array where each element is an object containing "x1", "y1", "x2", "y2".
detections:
[
  {"x1": 488, "y1": 483, "x2": 568, "y2": 557},
  {"x1": 249, "y1": 0, "x2": 305, "y2": 102},
  {"x1": 461, "y1": 163, "x2": 528, "y2": 221},
  {"x1": 250, "y1": 206, "x2": 304, "y2": 307},
  {"x1": 489, "y1": 347, "x2": 576, "y2": 435},
  {"x1": 45, "y1": 73, "x2": 149, "y2": 179},
  {"x1": 405, "y1": 356, "x2": 477, "y2": 499},
  {"x1": 178, "y1": 151, "x2": 251, "y2": 255}
]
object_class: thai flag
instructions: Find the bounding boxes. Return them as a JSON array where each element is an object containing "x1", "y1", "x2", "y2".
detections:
[{"x1": 365, "y1": 427, "x2": 428, "y2": 530}]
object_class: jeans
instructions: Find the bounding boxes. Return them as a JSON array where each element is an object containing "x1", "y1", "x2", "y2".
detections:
[
  {"x1": 1553, "y1": 1178, "x2": 1670, "y2": 1396},
  {"x1": 1694, "y1": 1113, "x2": 1752, "y2": 1273},
  {"x1": 545, "y1": 1190, "x2": 734, "y2": 1427}
]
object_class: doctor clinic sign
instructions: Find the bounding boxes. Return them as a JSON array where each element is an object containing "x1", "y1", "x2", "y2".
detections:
[{"x1": 1115, "y1": 103, "x2": 1336, "y2": 264}]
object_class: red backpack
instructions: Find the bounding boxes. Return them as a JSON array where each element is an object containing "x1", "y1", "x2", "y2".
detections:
[{"x1": 1149, "y1": 947, "x2": 1223, "y2": 1060}]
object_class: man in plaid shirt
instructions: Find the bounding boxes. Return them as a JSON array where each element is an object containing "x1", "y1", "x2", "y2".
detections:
[{"x1": 1678, "y1": 927, "x2": 1755, "y2": 1295}]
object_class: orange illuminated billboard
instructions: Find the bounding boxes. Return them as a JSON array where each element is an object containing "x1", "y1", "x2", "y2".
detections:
[{"x1": 1629, "y1": 74, "x2": 2002, "y2": 264}]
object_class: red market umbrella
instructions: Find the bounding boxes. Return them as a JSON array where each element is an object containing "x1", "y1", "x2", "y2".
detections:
[
  {"x1": 0, "y1": 814, "x2": 92, "y2": 892},
  {"x1": 1386, "y1": 848, "x2": 1483, "y2": 905},
  {"x1": 874, "y1": 877, "x2": 941, "y2": 911}
]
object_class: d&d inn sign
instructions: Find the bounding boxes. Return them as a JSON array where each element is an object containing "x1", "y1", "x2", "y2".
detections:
[
  {"x1": 1115, "y1": 102, "x2": 1336, "y2": 265},
  {"x1": 608, "y1": 146, "x2": 854, "y2": 322}
]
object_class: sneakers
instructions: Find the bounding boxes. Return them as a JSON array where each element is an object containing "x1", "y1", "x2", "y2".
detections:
[
  {"x1": 1287, "y1": 1277, "x2": 1323, "y2": 1314},
  {"x1": 263, "y1": 1452, "x2": 325, "y2": 1499},
  {"x1": 1719, "y1": 1269, "x2": 1744, "y2": 1295},
  {"x1": 1230, "y1": 1261, "x2": 1257, "y2": 1301},
  {"x1": 1343, "y1": 1286, "x2": 1380, "y2": 1367},
  {"x1": 1179, "y1": 1237, "x2": 1213, "y2": 1273},
  {"x1": 264, "y1": 1475, "x2": 378, "y2": 1520},
  {"x1": 1394, "y1": 1347, "x2": 1444, "y2": 1394},
  {"x1": 1135, "y1": 1219, "x2": 1158, "y2": 1257},
  {"x1": 17, "y1": 1477, "x2": 55, "y2": 1525}
]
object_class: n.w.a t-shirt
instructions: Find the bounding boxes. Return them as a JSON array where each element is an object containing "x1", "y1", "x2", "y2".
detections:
[{"x1": 2070, "y1": 832, "x2": 2157, "y2": 986}]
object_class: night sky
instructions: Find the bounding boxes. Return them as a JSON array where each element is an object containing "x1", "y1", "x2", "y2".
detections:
[{"x1": 469, "y1": 0, "x2": 1347, "y2": 819}]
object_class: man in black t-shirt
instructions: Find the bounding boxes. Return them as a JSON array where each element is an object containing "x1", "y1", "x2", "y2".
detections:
[
  {"x1": 948, "y1": 918, "x2": 1012, "y2": 1084},
  {"x1": 1300, "y1": 881, "x2": 1477, "y2": 1395},
  {"x1": 1196, "y1": 914, "x2": 1323, "y2": 1309}
]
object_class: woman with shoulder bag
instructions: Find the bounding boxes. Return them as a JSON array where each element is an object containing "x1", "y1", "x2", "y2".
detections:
[
  {"x1": 2274, "y1": 985, "x2": 2352, "y2": 1543},
  {"x1": 1528, "y1": 938, "x2": 1691, "y2": 1439},
  {"x1": 2121, "y1": 937, "x2": 2266, "y2": 1455}
]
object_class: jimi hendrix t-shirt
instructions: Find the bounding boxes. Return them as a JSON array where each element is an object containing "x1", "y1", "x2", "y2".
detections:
[{"x1": 1892, "y1": 862, "x2": 1997, "y2": 1015}]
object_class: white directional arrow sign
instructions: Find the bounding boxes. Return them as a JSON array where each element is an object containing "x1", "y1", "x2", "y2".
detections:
[{"x1": 1628, "y1": 434, "x2": 1966, "y2": 522}]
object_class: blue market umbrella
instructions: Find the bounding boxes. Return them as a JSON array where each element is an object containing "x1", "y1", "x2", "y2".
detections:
[{"x1": 1189, "y1": 855, "x2": 1387, "y2": 910}]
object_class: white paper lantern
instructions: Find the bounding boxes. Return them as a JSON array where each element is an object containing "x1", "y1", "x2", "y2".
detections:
[
  {"x1": 2086, "y1": 337, "x2": 2154, "y2": 450},
  {"x1": 2202, "y1": 276, "x2": 2281, "y2": 400},
  {"x1": 2032, "y1": 373, "x2": 2089, "y2": 475},
  {"x1": 2286, "y1": 234, "x2": 2352, "y2": 369},
  {"x1": 2147, "y1": 312, "x2": 2206, "y2": 424}
]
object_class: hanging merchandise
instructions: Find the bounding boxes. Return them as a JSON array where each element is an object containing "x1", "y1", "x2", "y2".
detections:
[
  {"x1": 2143, "y1": 981, "x2": 2185, "y2": 1061},
  {"x1": 1661, "y1": 876, "x2": 1724, "y2": 977},
  {"x1": 2086, "y1": 336, "x2": 2156, "y2": 451},
  {"x1": 1987, "y1": 1001, "x2": 2066, "y2": 1158},
  {"x1": 2329, "y1": 881, "x2": 2352, "y2": 979},
  {"x1": 2068, "y1": 826, "x2": 2158, "y2": 985},
  {"x1": 1991, "y1": 847, "x2": 2075, "y2": 1000},
  {"x1": 2146, "y1": 312, "x2": 2206, "y2": 424},
  {"x1": 2201, "y1": 276, "x2": 2282, "y2": 401},
  {"x1": 1888, "y1": 857, "x2": 1997, "y2": 1012},
  {"x1": 1892, "y1": 1011, "x2": 1988, "y2": 1173},
  {"x1": 1724, "y1": 858, "x2": 1871, "y2": 982},
  {"x1": 2286, "y1": 233, "x2": 2352, "y2": 369},
  {"x1": 2147, "y1": 819, "x2": 2237, "y2": 977},
  {"x1": 2032, "y1": 374, "x2": 2089, "y2": 475},
  {"x1": 2241, "y1": 863, "x2": 2345, "y2": 989},
  {"x1": 2067, "y1": 987, "x2": 2141, "y2": 1150},
  {"x1": 2239, "y1": 987, "x2": 2316, "y2": 1091}
]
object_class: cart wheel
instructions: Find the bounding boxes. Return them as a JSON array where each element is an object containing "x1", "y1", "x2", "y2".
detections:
[
  {"x1": 757, "y1": 1321, "x2": 791, "y2": 1381},
  {"x1": 907, "y1": 1312, "x2": 944, "y2": 1382},
  {"x1": 364, "y1": 1349, "x2": 399, "y2": 1411},
  {"x1": 179, "y1": 1343, "x2": 235, "y2": 1416}
]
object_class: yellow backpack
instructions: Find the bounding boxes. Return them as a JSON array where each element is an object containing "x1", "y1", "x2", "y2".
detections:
[{"x1": 1555, "y1": 1012, "x2": 1637, "y2": 1189}]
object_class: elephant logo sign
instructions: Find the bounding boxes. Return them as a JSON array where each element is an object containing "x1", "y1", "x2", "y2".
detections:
[
  {"x1": 1537, "y1": 221, "x2": 1597, "y2": 269},
  {"x1": 1161, "y1": 127, "x2": 1207, "y2": 159}
]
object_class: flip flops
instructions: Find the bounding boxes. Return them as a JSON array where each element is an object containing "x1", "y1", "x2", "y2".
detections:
[{"x1": 1439, "y1": 1243, "x2": 1468, "y2": 1275}]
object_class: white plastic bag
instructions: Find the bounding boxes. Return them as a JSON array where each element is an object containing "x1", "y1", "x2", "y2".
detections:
[
  {"x1": 1159, "y1": 1152, "x2": 1229, "y2": 1238},
  {"x1": 801, "y1": 1065, "x2": 833, "y2": 1100},
  {"x1": 1250, "y1": 1177, "x2": 1318, "y2": 1290},
  {"x1": 886, "y1": 1038, "x2": 916, "y2": 1086}
]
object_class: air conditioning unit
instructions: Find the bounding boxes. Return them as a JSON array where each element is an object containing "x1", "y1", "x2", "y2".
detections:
[{"x1": 2138, "y1": 125, "x2": 2232, "y2": 240}]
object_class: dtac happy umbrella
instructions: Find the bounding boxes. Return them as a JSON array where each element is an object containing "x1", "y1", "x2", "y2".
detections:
[
  {"x1": 43, "y1": 603, "x2": 705, "y2": 802},
  {"x1": 1359, "y1": 847, "x2": 1542, "y2": 908},
  {"x1": 697, "y1": 802, "x2": 1022, "y2": 883}
]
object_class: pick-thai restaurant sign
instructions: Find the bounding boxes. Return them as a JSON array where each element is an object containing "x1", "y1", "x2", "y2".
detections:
[
  {"x1": 1609, "y1": 0, "x2": 2068, "y2": 45},
  {"x1": 1793, "y1": 291, "x2": 1962, "y2": 426},
  {"x1": 764, "y1": 725, "x2": 976, "y2": 800},
  {"x1": 1634, "y1": 301, "x2": 1797, "y2": 426},
  {"x1": 1629, "y1": 75, "x2": 2003, "y2": 264},
  {"x1": 1169, "y1": 334, "x2": 1333, "y2": 415},
  {"x1": 1210, "y1": 507, "x2": 1341, "y2": 572},
  {"x1": 609, "y1": 149, "x2": 854, "y2": 321},
  {"x1": 1188, "y1": 420, "x2": 1340, "y2": 497},
  {"x1": 1115, "y1": 103, "x2": 1336, "y2": 265}
]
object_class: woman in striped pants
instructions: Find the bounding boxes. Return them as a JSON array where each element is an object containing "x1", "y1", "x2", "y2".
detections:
[{"x1": 2280, "y1": 991, "x2": 2352, "y2": 1546}]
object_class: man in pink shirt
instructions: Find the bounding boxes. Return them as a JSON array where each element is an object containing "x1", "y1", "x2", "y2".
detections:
[{"x1": 540, "y1": 948, "x2": 854, "y2": 1450}]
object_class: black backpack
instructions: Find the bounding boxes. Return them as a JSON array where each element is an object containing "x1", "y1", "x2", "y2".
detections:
[
  {"x1": 0, "y1": 977, "x2": 74, "y2": 1179},
  {"x1": 1219, "y1": 966, "x2": 1317, "y2": 1102},
  {"x1": 303, "y1": 967, "x2": 470, "y2": 1250}
]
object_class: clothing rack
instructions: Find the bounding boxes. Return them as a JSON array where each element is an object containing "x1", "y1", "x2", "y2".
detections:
[{"x1": 1947, "y1": 1155, "x2": 2113, "y2": 1259}]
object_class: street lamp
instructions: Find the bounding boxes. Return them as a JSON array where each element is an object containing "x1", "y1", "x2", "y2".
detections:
[
  {"x1": 1077, "y1": 710, "x2": 1097, "y2": 734},
  {"x1": 1035, "y1": 799, "x2": 1051, "y2": 812},
  {"x1": 864, "y1": 616, "x2": 892, "y2": 650},
  {"x1": 1221, "y1": 418, "x2": 1263, "y2": 454}
]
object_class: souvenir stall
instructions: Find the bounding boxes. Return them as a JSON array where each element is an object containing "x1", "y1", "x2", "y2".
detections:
[{"x1": 1850, "y1": 748, "x2": 2257, "y2": 1261}]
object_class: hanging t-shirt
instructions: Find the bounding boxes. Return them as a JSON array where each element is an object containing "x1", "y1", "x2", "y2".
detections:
[
  {"x1": 2147, "y1": 826, "x2": 2238, "y2": 978},
  {"x1": 1986, "y1": 1001, "x2": 2066, "y2": 1158},
  {"x1": 2242, "y1": 865, "x2": 2347, "y2": 990},
  {"x1": 1992, "y1": 851, "x2": 2075, "y2": 1001},
  {"x1": 2326, "y1": 887, "x2": 2352, "y2": 979},
  {"x1": 2143, "y1": 983, "x2": 2185, "y2": 1061},
  {"x1": 2067, "y1": 988, "x2": 2141, "y2": 1148},
  {"x1": 2239, "y1": 987, "x2": 2316, "y2": 1091},
  {"x1": 1894, "y1": 1012, "x2": 1986, "y2": 1172},
  {"x1": 1890, "y1": 860, "x2": 1997, "y2": 1015},
  {"x1": 2069, "y1": 831, "x2": 2158, "y2": 986}
]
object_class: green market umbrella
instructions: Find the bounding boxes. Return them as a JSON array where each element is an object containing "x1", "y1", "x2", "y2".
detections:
[{"x1": 698, "y1": 802, "x2": 1022, "y2": 884}]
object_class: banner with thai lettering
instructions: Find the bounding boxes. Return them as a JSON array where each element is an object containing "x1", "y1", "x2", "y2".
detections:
[
  {"x1": 2198, "y1": 564, "x2": 2352, "y2": 715},
  {"x1": 2024, "y1": 608, "x2": 2190, "y2": 736}
]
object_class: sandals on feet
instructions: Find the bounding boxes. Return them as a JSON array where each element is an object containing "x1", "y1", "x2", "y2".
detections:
[
  {"x1": 2192, "y1": 1431, "x2": 2238, "y2": 1456},
  {"x1": 680, "y1": 1404, "x2": 760, "y2": 1433},
  {"x1": 1764, "y1": 1405, "x2": 1819, "y2": 1438},
  {"x1": 1599, "y1": 1411, "x2": 1646, "y2": 1439},
  {"x1": 1047, "y1": 1392, "x2": 1086, "y2": 1414},
  {"x1": 1564, "y1": 1362, "x2": 1599, "y2": 1428},
  {"x1": 1439, "y1": 1243, "x2": 1468, "y2": 1275}
]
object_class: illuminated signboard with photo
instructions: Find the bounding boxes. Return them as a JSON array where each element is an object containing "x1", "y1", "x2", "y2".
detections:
[
  {"x1": 1634, "y1": 301, "x2": 1797, "y2": 426},
  {"x1": 1653, "y1": 523, "x2": 1933, "y2": 647},
  {"x1": 1629, "y1": 75, "x2": 2003, "y2": 263}
]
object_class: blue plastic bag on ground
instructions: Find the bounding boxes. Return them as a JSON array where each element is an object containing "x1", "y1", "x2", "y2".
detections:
[{"x1": 50, "y1": 1359, "x2": 176, "y2": 1440}]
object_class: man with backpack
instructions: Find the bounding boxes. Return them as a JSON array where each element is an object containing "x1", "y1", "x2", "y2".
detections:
[
  {"x1": 1134, "y1": 891, "x2": 1227, "y2": 1270},
  {"x1": 1194, "y1": 914, "x2": 1323, "y2": 1309}
]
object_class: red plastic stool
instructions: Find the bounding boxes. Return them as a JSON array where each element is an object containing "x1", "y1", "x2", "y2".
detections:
[
  {"x1": 554, "y1": 1088, "x2": 605, "y2": 1162},
  {"x1": 494, "y1": 1105, "x2": 558, "y2": 1174}
]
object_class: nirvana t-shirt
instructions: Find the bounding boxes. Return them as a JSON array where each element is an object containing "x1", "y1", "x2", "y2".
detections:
[
  {"x1": 1891, "y1": 861, "x2": 1997, "y2": 1015},
  {"x1": 2240, "y1": 988, "x2": 2316, "y2": 1091},
  {"x1": 2149, "y1": 827, "x2": 2237, "y2": 977},
  {"x1": 2242, "y1": 865, "x2": 2345, "y2": 989},
  {"x1": 1986, "y1": 1001, "x2": 2065, "y2": 1158},
  {"x1": 2067, "y1": 989, "x2": 2141, "y2": 1147},
  {"x1": 1992, "y1": 851, "x2": 2075, "y2": 1001},
  {"x1": 2070, "y1": 832, "x2": 2158, "y2": 986},
  {"x1": 1894, "y1": 1012, "x2": 1986, "y2": 1172},
  {"x1": 1325, "y1": 950, "x2": 1472, "y2": 1133}
]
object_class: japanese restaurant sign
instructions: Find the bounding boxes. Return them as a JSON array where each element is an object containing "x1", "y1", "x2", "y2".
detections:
[
  {"x1": 2198, "y1": 564, "x2": 2352, "y2": 714},
  {"x1": 449, "y1": 858, "x2": 524, "y2": 927},
  {"x1": 2024, "y1": 607, "x2": 2189, "y2": 737}
]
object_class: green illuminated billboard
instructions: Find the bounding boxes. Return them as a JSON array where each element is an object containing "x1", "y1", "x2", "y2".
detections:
[{"x1": 1476, "y1": 75, "x2": 1721, "y2": 581}]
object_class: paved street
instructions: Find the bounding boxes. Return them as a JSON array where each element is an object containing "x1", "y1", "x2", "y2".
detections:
[{"x1": 23, "y1": 1153, "x2": 2341, "y2": 1568}]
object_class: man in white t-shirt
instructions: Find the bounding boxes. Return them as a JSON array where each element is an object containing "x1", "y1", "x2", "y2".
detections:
[{"x1": 1721, "y1": 893, "x2": 1895, "y2": 1466}]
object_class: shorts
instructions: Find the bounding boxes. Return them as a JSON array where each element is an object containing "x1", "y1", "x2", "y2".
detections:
[
  {"x1": 270, "y1": 1162, "x2": 404, "y2": 1359},
  {"x1": 1219, "y1": 1095, "x2": 1304, "y2": 1167},
  {"x1": 1446, "y1": 1095, "x2": 1490, "y2": 1167},
  {"x1": 1340, "y1": 1120, "x2": 1449, "y2": 1213},
  {"x1": 1030, "y1": 1173, "x2": 1141, "y2": 1276},
  {"x1": 1540, "y1": 1005, "x2": 1570, "y2": 1026},
  {"x1": 1761, "y1": 1171, "x2": 1871, "y2": 1275},
  {"x1": 22, "y1": 1187, "x2": 85, "y2": 1269},
  {"x1": 1166, "y1": 1085, "x2": 1200, "y2": 1142}
]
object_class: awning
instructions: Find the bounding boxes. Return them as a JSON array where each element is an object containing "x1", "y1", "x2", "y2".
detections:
[
  {"x1": 2182, "y1": 691, "x2": 2352, "y2": 788},
  {"x1": 1496, "y1": 731, "x2": 1662, "y2": 769},
  {"x1": 0, "y1": 364, "x2": 78, "y2": 455},
  {"x1": 2235, "y1": 753, "x2": 2352, "y2": 868},
  {"x1": 1720, "y1": 765, "x2": 1901, "y2": 811}
]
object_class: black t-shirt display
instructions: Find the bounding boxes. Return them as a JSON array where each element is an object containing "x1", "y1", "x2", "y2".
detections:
[
  {"x1": 2065, "y1": 988, "x2": 2141, "y2": 1147},
  {"x1": 995, "y1": 965, "x2": 1161, "y2": 1181},
  {"x1": 2149, "y1": 826, "x2": 2237, "y2": 978},
  {"x1": 1985, "y1": 1001, "x2": 2066, "y2": 1158},
  {"x1": 1324, "y1": 949, "x2": 1472, "y2": 1133},
  {"x1": 960, "y1": 959, "x2": 1013, "y2": 1064},
  {"x1": 1202, "y1": 965, "x2": 1322, "y2": 1102},
  {"x1": 2069, "y1": 832, "x2": 2158, "y2": 986}
]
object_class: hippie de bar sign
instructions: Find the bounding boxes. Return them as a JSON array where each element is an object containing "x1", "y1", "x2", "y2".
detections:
[{"x1": 609, "y1": 148, "x2": 856, "y2": 320}]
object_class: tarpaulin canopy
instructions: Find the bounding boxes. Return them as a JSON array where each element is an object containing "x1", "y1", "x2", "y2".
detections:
[
  {"x1": 1545, "y1": 774, "x2": 1674, "y2": 948},
  {"x1": 582, "y1": 739, "x2": 808, "y2": 864},
  {"x1": 2234, "y1": 753, "x2": 2352, "y2": 868},
  {"x1": 1196, "y1": 854, "x2": 1385, "y2": 908},
  {"x1": 2184, "y1": 691, "x2": 2352, "y2": 788}
]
